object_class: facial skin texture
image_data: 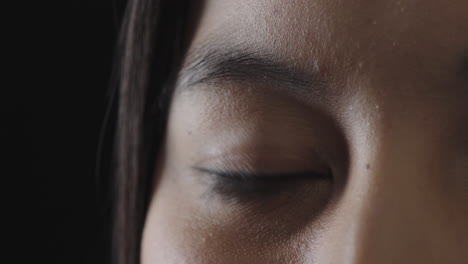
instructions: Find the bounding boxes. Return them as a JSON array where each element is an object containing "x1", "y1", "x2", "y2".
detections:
[{"x1": 141, "y1": 0, "x2": 468, "y2": 263}]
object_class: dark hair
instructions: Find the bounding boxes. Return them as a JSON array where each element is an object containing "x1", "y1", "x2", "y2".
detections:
[{"x1": 112, "y1": 0, "x2": 193, "y2": 263}]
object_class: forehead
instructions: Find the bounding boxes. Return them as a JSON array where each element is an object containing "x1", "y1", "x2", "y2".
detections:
[{"x1": 187, "y1": 0, "x2": 468, "y2": 89}]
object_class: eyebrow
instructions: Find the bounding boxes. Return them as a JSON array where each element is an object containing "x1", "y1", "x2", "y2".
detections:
[{"x1": 176, "y1": 43, "x2": 326, "y2": 95}]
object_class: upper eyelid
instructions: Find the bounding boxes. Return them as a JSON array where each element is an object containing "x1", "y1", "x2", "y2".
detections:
[{"x1": 191, "y1": 145, "x2": 332, "y2": 174}]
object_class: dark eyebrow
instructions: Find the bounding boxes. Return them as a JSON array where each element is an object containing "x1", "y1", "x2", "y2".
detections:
[{"x1": 176, "y1": 43, "x2": 326, "y2": 95}]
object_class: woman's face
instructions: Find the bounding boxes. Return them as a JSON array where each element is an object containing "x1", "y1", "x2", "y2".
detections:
[{"x1": 141, "y1": 0, "x2": 468, "y2": 263}]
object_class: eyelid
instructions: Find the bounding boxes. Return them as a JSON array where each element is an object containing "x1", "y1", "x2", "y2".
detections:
[
  {"x1": 193, "y1": 166, "x2": 333, "y2": 202},
  {"x1": 193, "y1": 148, "x2": 331, "y2": 177},
  {"x1": 193, "y1": 167, "x2": 331, "y2": 181}
]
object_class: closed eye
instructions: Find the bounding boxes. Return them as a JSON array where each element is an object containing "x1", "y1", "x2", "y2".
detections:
[{"x1": 193, "y1": 167, "x2": 333, "y2": 202}]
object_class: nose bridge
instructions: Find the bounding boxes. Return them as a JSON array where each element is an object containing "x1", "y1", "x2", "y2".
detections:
[
  {"x1": 307, "y1": 82, "x2": 468, "y2": 263},
  {"x1": 340, "y1": 163, "x2": 428, "y2": 263},
  {"x1": 313, "y1": 128, "x2": 448, "y2": 263}
]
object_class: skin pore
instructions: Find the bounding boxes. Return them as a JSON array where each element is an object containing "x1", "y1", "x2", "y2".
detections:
[{"x1": 141, "y1": 0, "x2": 468, "y2": 263}]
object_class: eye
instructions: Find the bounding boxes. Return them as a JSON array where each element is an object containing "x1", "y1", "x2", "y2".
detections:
[{"x1": 193, "y1": 167, "x2": 333, "y2": 203}]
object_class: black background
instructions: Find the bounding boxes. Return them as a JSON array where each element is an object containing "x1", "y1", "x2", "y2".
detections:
[{"x1": 6, "y1": 1, "x2": 127, "y2": 262}]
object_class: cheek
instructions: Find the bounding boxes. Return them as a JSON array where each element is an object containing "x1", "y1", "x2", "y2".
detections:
[
  {"x1": 141, "y1": 185, "x2": 207, "y2": 264},
  {"x1": 140, "y1": 167, "x2": 328, "y2": 264},
  {"x1": 141, "y1": 161, "x2": 228, "y2": 264},
  {"x1": 140, "y1": 196, "x2": 304, "y2": 264}
]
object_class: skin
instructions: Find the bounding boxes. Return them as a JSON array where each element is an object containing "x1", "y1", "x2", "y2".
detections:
[{"x1": 141, "y1": 0, "x2": 468, "y2": 263}]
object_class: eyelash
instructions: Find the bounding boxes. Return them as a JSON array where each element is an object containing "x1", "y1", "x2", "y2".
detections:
[{"x1": 194, "y1": 167, "x2": 332, "y2": 202}]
